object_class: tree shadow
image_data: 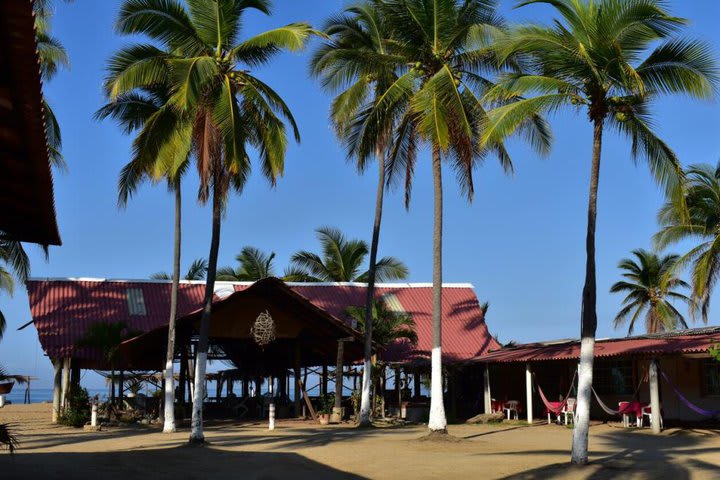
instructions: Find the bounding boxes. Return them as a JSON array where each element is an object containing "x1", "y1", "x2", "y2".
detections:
[
  {"x1": 3, "y1": 445, "x2": 367, "y2": 479},
  {"x1": 498, "y1": 428, "x2": 720, "y2": 479}
]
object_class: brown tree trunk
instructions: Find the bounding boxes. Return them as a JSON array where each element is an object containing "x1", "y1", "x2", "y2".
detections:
[
  {"x1": 359, "y1": 151, "x2": 386, "y2": 426},
  {"x1": 189, "y1": 180, "x2": 222, "y2": 444},
  {"x1": 163, "y1": 181, "x2": 182, "y2": 433},
  {"x1": 428, "y1": 146, "x2": 447, "y2": 432},
  {"x1": 571, "y1": 117, "x2": 604, "y2": 464}
]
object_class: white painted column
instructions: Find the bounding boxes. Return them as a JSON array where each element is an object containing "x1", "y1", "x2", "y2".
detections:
[
  {"x1": 60, "y1": 357, "x2": 71, "y2": 409},
  {"x1": 483, "y1": 363, "x2": 492, "y2": 414},
  {"x1": 91, "y1": 397, "x2": 98, "y2": 427},
  {"x1": 52, "y1": 359, "x2": 62, "y2": 422},
  {"x1": 526, "y1": 363, "x2": 533, "y2": 424},
  {"x1": 0, "y1": 395, "x2": 5, "y2": 408},
  {"x1": 649, "y1": 358, "x2": 661, "y2": 434},
  {"x1": 268, "y1": 402, "x2": 276, "y2": 430}
]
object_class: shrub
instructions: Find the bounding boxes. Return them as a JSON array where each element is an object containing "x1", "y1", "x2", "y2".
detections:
[{"x1": 58, "y1": 386, "x2": 90, "y2": 427}]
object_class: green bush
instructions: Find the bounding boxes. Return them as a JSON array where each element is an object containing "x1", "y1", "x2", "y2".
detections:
[{"x1": 58, "y1": 386, "x2": 91, "y2": 427}]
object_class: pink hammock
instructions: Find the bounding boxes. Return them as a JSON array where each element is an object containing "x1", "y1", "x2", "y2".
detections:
[{"x1": 536, "y1": 371, "x2": 577, "y2": 415}]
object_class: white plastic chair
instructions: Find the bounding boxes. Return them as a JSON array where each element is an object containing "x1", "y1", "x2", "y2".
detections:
[
  {"x1": 641, "y1": 405, "x2": 663, "y2": 429},
  {"x1": 503, "y1": 400, "x2": 519, "y2": 420},
  {"x1": 562, "y1": 397, "x2": 576, "y2": 425}
]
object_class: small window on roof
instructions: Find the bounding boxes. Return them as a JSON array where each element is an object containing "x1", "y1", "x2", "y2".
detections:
[{"x1": 127, "y1": 288, "x2": 147, "y2": 316}]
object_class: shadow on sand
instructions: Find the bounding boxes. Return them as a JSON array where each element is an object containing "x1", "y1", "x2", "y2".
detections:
[
  {"x1": 3, "y1": 445, "x2": 367, "y2": 480},
  {"x1": 500, "y1": 427, "x2": 720, "y2": 479}
]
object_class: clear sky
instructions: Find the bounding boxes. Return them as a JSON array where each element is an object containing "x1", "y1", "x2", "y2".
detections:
[{"x1": 1, "y1": 0, "x2": 719, "y2": 389}]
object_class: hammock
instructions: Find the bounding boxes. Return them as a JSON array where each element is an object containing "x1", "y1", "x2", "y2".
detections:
[
  {"x1": 536, "y1": 371, "x2": 577, "y2": 415},
  {"x1": 661, "y1": 370, "x2": 720, "y2": 418},
  {"x1": 591, "y1": 371, "x2": 648, "y2": 416}
]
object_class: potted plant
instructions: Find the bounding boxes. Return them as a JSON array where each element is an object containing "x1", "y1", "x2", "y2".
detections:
[{"x1": 317, "y1": 394, "x2": 334, "y2": 425}]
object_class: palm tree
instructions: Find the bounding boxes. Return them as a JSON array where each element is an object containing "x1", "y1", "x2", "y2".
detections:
[
  {"x1": 346, "y1": 300, "x2": 418, "y2": 350},
  {"x1": 77, "y1": 322, "x2": 136, "y2": 404},
  {"x1": 0, "y1": 238, "x2": 31, "y2": 340},
  {"x1": 34, "y1": 0, "x2": 71, "y2": 170},
  {"x1": 481, "y1": 0, "x2": 717, "y2": 463},
  {"x1": 311, "y1": 0, "x2": 404, "y2": 427},
  {"x1": 152, "y1": 258, "x2": 208, "y2": 281},
  {"x1": 347, "y1": 299, "x2": 417, "y2": 419},
  {"x1": 656, "y1": 162, "x2": 720, "y2": 322},
  {"x1": 285, "y1": 227, "x2": 408, "y2": 282},
  {"x1": 96, "y1": 81, "x2": 188, "y2": 433},
  {"x1": 217, "y1": 247, "x2": 276, "y2": 281},
  {"x1": 107, "y1": 0, "x2": 316, "y2": 444},
  {"x1": 369, "y1": 0, "x2": 544, "y2": 435},
  {"x1": 610, "y1": 249, "x2": 691, "y2": 335}
]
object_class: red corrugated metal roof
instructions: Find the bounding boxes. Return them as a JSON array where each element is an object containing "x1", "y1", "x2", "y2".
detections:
[
  {"x1": 474, "y1": 327, "x2": 720, "y2": 363},
  {"x1": 26, "y1": 278, "x2": 499, "y2": 365}
]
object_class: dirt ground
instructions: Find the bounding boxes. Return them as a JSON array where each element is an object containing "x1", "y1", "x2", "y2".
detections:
[{"x1": 1, "y1": 404, "x2": 719, "y2": 479}]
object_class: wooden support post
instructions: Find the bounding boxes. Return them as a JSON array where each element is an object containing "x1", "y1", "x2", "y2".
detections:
[
  {"x1": 178, "y1": 346, "x2": 187, "y2": 407},
  {"x1": 483, "y1": 363, "x2": 492, "y2": 414},
  {"x1": 526, "y1": 363, "x2": 533, "y2": 424},
  {"x1": 414, "y1": 369, "x2": 421, "y2": 399},
  {"x1": 649, "y1": 358, "x2": 662, "y2": 434},
  {"x1": 119, "y1": 370, "x2": 125, "y2": 407},
  {"x1": 294, "y1": 343, "x2": 302, "y2": 417},
  {"x1": 52, "y1": 359, "x2": 62, "y2": 423},
  {"x1": 322, "y1": 365, "x2": 328, "y2": 398},
  {"x1": 396, "y1": 367, "x2": 402, "y2": 418},
  {"x1": 242, "y1": 377, "x2": 249, "y2": 398}
]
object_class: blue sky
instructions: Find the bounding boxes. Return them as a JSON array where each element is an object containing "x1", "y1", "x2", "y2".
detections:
[{"x1": 2, "y1": 0, "x2": 719, "y2": 389}]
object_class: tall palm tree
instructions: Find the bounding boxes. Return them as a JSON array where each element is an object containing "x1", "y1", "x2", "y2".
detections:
[
  {"x1": 610, "y1": 249, "x2": 691, "y2": 335},
  {"x1": 656, "y1": 162, "x2": 720, "y2": 322},
  {"x1": 152, "y1": 258, "x2": 208, "y2": 281},
  {"x1": 370, "y1": 0, "x2": 544, "y2": 435},
  {"x1": 311, "y1": 0, "x2": 404, "y2": 427},
  {"x1": 107, "y1": 0, "x2": 316, "y2": 443},
  {"x1": 285, "y1": 227, "x2": 408, "y2": 282},
  {"x1": 217, "y1": 247, "x2": 276, "y2": 281},
  {"x1": 96, "y1": 82, "x2": 188, "y2": 433},
  {"x1": 481, "y1": 0, "x2": 717, "y2": 463}
]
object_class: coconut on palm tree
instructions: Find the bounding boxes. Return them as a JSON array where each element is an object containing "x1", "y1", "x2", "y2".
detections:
[
  {"x1": 610, "y1": 249, "x2": 691, "y2": 335},
  {"x1": 482, "y1": 0, "x2": 717, "y2": 463},
  {"x1": 655, "y1": 162, "x2": 720, "y2": 322},
  {"x1": 217, "y1": 247, "x2": 276, "y2": 281},
  {"x1": 285, "y1": 227, "x2": 408, "y2": 282},
  {"x1": 311, "y1": 0, "x2": 406, "y2": 427},
  {"x1": 107, "y1": 0, "x2": 317, "y2": 443}
]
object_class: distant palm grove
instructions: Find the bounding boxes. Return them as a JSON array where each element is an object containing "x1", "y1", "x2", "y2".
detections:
[{"x1": 0, "y1": 0, "x2": 717, "y2": 467}]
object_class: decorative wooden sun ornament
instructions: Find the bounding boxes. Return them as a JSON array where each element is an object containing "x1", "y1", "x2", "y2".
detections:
[{"x1": 251, "y1": 310, "x2": 276, "y2": 346}]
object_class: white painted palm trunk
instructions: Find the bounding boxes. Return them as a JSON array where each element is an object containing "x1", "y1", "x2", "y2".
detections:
[
  {"x1": 428, "y1": 347, "x2": 447, "y2": 431},
  {"x1": 91, "y1": 400, "x2": 98, "y2": 427},
  {"x1": 358, "y1": 358, "x2": 372, "y2": 425},
  {"x1": 189, "y1": 350, "x2": 208, "y2": 442},
  {"x1": 571, "y1": 336, "x2": 595, "y2": 464},
  {"x1": 163, "y1": 360, "x2": 176, "y2": 433}
]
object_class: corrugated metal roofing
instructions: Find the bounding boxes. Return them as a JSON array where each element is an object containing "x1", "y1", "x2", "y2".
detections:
[
  {"x1": 474, "y1": 327, "x2": 720, "y2": 363},
  {"x1": 27, "y1": 278, "x2": 499, "y2": 365}
]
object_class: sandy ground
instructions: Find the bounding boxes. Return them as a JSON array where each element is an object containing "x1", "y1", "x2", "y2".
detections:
[{"x1": 1, "y1": 404, "x2": 719, "y2": 479}]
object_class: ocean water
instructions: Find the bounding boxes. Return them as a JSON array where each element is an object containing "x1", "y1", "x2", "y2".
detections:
[{"x1": 1, "y1": 387, "x2": 108, "y2": 405}]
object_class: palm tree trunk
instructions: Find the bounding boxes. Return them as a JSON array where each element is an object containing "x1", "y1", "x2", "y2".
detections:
[
  {"x1": 189, "y1": 182, "x2": 222, "y2": 444},
  {"x1": 571, "y1": 118, "x2": 603, "y2": 464},
  {"x1": 163, "y1": 182, "x2": 182, "y2": 433},
  {"x1": 428, "y1": 146, "x2": 447, "y2": 433},
  {"x1": 359, "y1": 151, "x2": 386, "y2": 427},
  {"x1": 110, "y1": 369, "x2": 115, "y2": 405}
]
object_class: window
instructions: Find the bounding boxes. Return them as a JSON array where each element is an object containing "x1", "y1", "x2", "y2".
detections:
[
  {"x1": 594, "y1": 359, "x2": 633, "y2": 395},
  {"x1": 701, "y1": 359, "x2": 720, "y2": 396},
  {"x1": 126, "y1": 288, "x2": 146, "y2": 316}
]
